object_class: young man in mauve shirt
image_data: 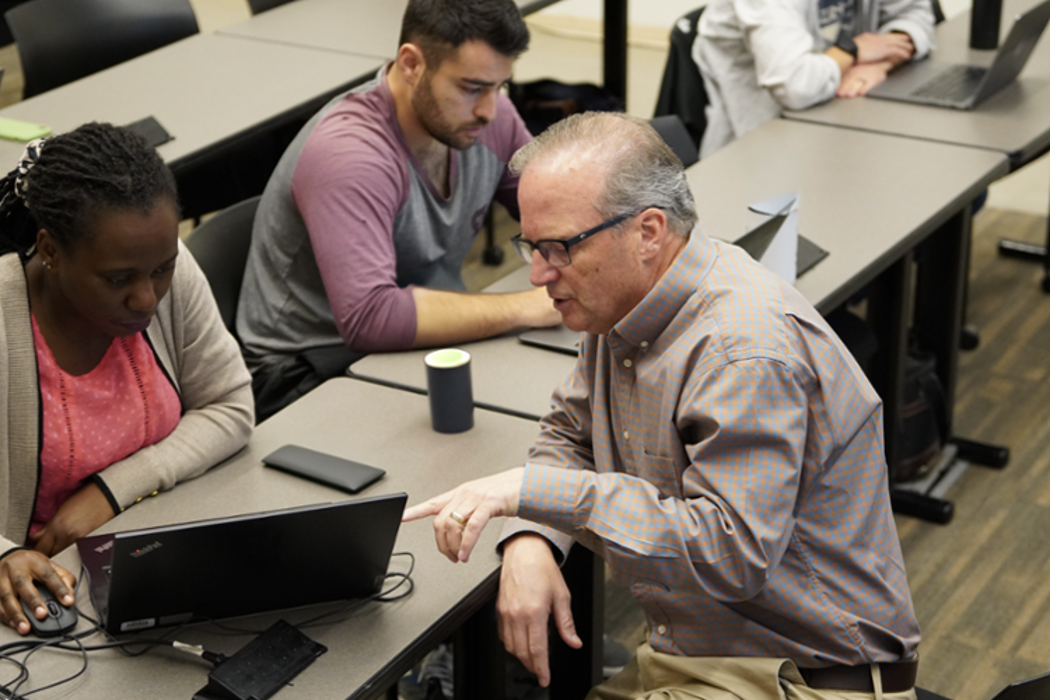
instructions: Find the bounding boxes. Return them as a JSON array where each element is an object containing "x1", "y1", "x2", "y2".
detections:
[{"x1": 238, "y1": 0, "x2": 559, "y2": 419}]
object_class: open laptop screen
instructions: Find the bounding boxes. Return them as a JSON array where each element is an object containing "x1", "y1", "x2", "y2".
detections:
[{"x1": 77, "y1": 494, "x2": 407, "y2": 634}]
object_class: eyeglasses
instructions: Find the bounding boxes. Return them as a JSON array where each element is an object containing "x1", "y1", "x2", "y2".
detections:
[{"x1": 510, "y1": 206, "x2": 660, "y2": 268}]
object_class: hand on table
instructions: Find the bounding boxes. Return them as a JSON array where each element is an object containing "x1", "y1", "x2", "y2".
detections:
[
  {"x1": 402, "y1": 467, "x2": 524, "y2": 563},
  {"x1": 497, "y1": 534, "x2": 581, "y2": 687},
  {"x1": 29, "y1": 481, "x2": 115, "y2": 557},
  {"x1": 0, "y1": 550, "x2": 76, "y2": 636},
  {"x1": 523, "y1": 286, "x2": 564, "y2": 328},
  {"x1": 854, "y1": 31, "x2": 915, "y2": 65},
  {"x1": 837, "y1": 61, "x2": 893, "y2": 97}
]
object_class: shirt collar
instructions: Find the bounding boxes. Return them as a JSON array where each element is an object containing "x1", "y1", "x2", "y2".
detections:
[{"x1": 609, "y1": 228, "x2": 716, "y2": 348}]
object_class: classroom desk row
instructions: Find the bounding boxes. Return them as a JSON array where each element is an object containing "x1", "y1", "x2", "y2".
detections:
[
  {"x1": 0, "y1": 0, "x2": 629, "y2": 188},
  {"x1": 784, "y1": 0, "x2": 1050, "y2": 289},
  {"x1": 0, "y1": 379, "x2": 544, "y2": 700}
]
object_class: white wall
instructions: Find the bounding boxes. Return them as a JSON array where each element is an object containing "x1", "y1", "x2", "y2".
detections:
[
  {"x1": 538, "y1": 0, "x2": 972, "y2": 28},
  {"x1": 537, "y1": 0, "x2": 701, "y2": 28}
]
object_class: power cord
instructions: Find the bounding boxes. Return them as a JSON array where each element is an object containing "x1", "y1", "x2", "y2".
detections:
[{"x1": 1, "y1": 552, "x2": 416, "y2": 696}]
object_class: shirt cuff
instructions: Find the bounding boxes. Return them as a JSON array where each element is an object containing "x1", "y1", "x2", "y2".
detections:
[
  {"x1": 89, "y1": 474, "x2": 123, "y2": 516},
  {"x1": 518, "y1": 462, "x2": 593, "y2": 535}
]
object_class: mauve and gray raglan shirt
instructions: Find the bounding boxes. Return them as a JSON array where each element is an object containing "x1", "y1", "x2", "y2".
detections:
[{"x1": 237, "y1": 65, "x2": 531, "y2": 366}]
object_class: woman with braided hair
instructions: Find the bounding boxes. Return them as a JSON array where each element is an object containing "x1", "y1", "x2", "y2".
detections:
[{"x1": 0, "y1": 122, "x2": 253, "y2": 635}]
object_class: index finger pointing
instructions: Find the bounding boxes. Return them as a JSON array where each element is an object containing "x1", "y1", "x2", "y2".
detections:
[{"x1": 402, "y1": 498, "x2": 450, "y2": 522}]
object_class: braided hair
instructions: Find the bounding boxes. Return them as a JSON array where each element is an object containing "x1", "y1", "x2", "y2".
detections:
[{"x1": 0, "y1": 122, "x2": 178, "y2": 259}]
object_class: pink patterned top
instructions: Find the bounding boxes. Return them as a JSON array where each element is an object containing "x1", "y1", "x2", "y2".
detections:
[{"x1": 30, "y1": 316, "x2": 182, "y2": 533}]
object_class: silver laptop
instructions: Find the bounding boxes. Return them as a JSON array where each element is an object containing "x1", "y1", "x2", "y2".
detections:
[{"x1": 867, "y1": 0, "x2": 1050, "y2": 109}]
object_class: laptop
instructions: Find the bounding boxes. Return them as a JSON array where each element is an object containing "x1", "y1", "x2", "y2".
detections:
[
  {"x1": 867, "y1": 0, "x2": 1050, "y2": 109},
  {"x1": 76, "y1": 494, "x2": 407, "y2": 635},
  {"x1": 519, "y1": 325, "x2": 583, "y2": 355},
  {"x1": 988, "y1": 669, "x2": 1050, "y2": 699}
]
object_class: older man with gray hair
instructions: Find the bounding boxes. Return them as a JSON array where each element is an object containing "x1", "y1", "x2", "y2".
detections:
[{"x1": 404, "y1": 111, "x2": 920, "y2": 700}]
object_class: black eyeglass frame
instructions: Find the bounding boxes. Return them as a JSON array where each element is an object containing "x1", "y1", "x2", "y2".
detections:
[{"x1": 510, "y1": 206, "x2": 661, "y2": 268}]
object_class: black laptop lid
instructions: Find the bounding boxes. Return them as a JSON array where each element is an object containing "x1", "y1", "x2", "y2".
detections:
[
  {"x1": 992, "y1": 669, "x2": 1050, "y2": 700},
  {"x1": 79, "y1": 494, "x2": 406, "y2": 634}
]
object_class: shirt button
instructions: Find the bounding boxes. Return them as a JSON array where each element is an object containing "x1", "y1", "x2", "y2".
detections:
[
  {"x1": 656, "y1": 625, "x2": 667, "y2": 635},
  {"x1": 623, "y1": 431, "x2": 630, "y2": 440},
  {"x1": 623, "y1": 358, "x2": 633, "y2": 368},
  {"x1": 640, "y1": 341, "x2": 649, "y2": 348}
]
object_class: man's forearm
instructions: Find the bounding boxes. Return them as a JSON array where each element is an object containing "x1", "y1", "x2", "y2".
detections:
[{"x1": 412, "y1": 286, "x2": 559, "y2": 348}]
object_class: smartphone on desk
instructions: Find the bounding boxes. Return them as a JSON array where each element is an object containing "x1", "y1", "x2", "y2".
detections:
[
  {"x1": 124, "y1": 115, "x2": 173, "y2": 148},
  {"x1": 262, "y1": 444, "x2": 385, "y2": 494}
]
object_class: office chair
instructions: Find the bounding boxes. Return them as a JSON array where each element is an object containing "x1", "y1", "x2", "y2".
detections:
[
  {"x1": 247, "y1": 0, "x2": 296, "y2": 13},
  {"x1": 653, "y1": 6, "x2": 709, "y2": 156},
  {"x1": 183, "y1": 195, "x2": 260, "y2": 337},
  {"x1": 0, "y1": 0, "x2": 27, "y2": 45},
  {"x1": 5, "y1": 0, "x2": 199, "y2": 98},
  {"x1": 650, "y1": 114, "x2": 699, "y2": 168}
]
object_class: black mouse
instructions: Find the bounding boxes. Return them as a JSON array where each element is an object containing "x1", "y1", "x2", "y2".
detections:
[{"x1": 19, "y1": 582, "x2": 78, "y2": 637}]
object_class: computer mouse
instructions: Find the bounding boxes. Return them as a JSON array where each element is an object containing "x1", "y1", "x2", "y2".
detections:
[{"x1": 19, "y1": 582, "x2": 78, "y2": 637}]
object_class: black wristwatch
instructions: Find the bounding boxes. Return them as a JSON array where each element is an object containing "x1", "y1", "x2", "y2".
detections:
[{"x1": 835, "y1": 34, "x2": 859, "y2": 60}]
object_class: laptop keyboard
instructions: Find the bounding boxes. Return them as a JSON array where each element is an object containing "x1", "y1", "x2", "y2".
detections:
[{"x1": 911, "y1": 65, "x2": 987, "y2": 102}]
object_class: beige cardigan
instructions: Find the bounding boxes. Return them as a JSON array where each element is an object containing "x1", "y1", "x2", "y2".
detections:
[{"x1": 0, "y1": 242, "x2": 254, "y2": 557}]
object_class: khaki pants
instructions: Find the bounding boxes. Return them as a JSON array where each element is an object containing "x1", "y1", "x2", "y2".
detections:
[{"x1": 586, "y1": 644, "x2": 917, "y2": 700}]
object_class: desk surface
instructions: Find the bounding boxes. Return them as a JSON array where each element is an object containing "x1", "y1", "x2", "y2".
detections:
[
  {"x1": 783, "y1": 0, "x2": 1050, "y2": 167},
  {"x1": 0, "y1": 32, "x2": 380, "y2": 173},
  {"x1": 350, "y1": 266, "x2": 576, "y2": 422},
  {"x1": 217, "y1": 0, "x2": 565, "y2": 61},
  {"x1": 1, "y1": 378, "x2": 539, "y2": 699},
  {"x1": 689, "y1": 119, "x2": 1009, "y2": 313}
]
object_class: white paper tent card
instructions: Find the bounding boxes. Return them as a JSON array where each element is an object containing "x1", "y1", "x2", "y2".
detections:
[{"x1": 737, "y1": 193, "x2": 800, "y2": 284}]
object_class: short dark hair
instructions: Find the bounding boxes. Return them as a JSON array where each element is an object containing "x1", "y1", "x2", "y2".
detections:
[
  {"x1": 399, "y1": 0, "x2": 529, "y2": 69},
  {"x1": 0, "y1": 121, "x2": 178, "y2": 257}
]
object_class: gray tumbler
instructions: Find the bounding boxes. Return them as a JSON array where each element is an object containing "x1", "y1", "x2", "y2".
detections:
[{"x1": 424, "y1": 348, "x2": 474, "y2": 433}]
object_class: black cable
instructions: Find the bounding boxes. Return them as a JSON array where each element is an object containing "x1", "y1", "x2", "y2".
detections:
[{"x1": 0, "y1": 551, "x2": 417, "y2": 696}]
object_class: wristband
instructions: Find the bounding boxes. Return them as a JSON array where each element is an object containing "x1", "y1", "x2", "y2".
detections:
[{"x1": 835, "y1": 35, "x2": 859, "y2": 60}]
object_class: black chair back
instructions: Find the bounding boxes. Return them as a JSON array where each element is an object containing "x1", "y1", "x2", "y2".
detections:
[
  {"x1": 6, "y1": 0, "x2": 198, "y2": 98},
  {"x1": 183, "y1": 196, "x2": 260, "y2": 337},
  {"x1": 653, "y1": 6, "x2": 708, "y2": 155},
  {"x1": 650, "y1": 114, "x2": 699, "y2": 168}
]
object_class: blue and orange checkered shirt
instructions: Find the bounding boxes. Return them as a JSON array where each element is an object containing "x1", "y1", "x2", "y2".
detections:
[{"x1": 502, "y1": 230, "x2": 920, "y2": 666}]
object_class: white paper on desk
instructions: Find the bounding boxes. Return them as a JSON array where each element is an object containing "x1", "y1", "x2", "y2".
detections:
[{"x1": 744, "y1": 193, "x2": 800, "y2": 284}]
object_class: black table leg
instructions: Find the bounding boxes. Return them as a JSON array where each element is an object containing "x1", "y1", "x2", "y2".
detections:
[
  {"x1": 603, "y1": 0, "x2": 628, "y2": 106},
  {"x1": 996, "y1": 171, "x2": 1050, "y2": 293},
  {"x1": 550, "y1": 546, "x2": 604, "y2": 700},
  {"x1": 905, "y1": 206, "x2": 1009, "y2": 522},
  {"x1": 456, "y1": 598, "x2": 506, "y2": 700}
]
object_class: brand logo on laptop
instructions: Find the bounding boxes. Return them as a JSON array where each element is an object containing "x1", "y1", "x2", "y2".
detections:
[
  {"x1": 129, "y1": 541, "x2": 163, "y2": 558},
  {"x1": 93, "y1": 540, "x2": 114, "y2": 555}
]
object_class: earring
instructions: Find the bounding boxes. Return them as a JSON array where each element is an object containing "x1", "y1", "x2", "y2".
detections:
[{"x1": 41, "y1": 259, "x2": 52, "y2": 270}]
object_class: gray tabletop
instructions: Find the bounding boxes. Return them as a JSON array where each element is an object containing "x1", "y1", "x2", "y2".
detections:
[
  {"x1": 783, "y1": 0, "x2": 1050, "y2": 167},
  {"x1": 0, "y1": 32, "x2": 381, "y2": 173},
  {"x1": 217, "y1": 0, "x2": 567, "y2": 61},
  {"x1": 688, "y1": 119, "x2": 1009, "y2": 313},
  {"x1": 1, "y1": 378, "x2": 539, "y2": 699},
  {"x1": 350, "y1": 266, "x2": 576, "y2": 422}
]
